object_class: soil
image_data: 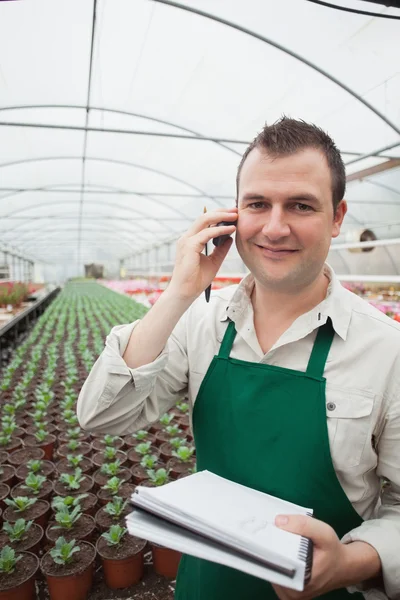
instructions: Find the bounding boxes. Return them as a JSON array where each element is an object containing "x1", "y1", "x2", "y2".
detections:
[
  {"x1": 95, "y1": 504, "x2": 131, "y2": 531},
  {"x1": 53, "y1": 474, "x2": 94, "y2": 496},
  {"x1": 7, "y1": 446, "x2": 45, "y2": 466},
  {"x1": 46, "y1": 513, "x2": 96, "y2": 543},
  {"x1": 97, "y1": 483, "x2": 136, "y2": 504},
  {"x1": 0, "y1": 551, "x2": 38, "y2": 591},
  {"x1": 92, "y1": 450, "x2": 128, "y2": 467},
  {"x1": 24, "y1": 433, "x2": 55, "y2": 447},
  {"x1": 87, "y1": 564, "x2": 175, "y2": 600},
  {"x1": 0, "y1": 521, "x2": 43, "y2": 553},
  {"x1": 93, "y1": 466, "x2": 131, "y2": 489},
  {"x1": 155, "y1": 431, "x2": 186, "y2": 447},
  {"x1": 25, "y1": 423, "x2": 57, "y2": 435},
  {"x1": 41, "y1": 540, "x2": 95, "y2": 577},
  {"x1": 55, "y1": 456, "x2": 93, "y2": 475},
  {"x1": 9, "y1": 426, "x2": 26, "y2": 438},
  {"x1": 11, "y1": 479, "x2": 53, "y2": 500},
  {"x1": 0, "y1": 463, "x2": 15, "y2": 485},
  {"x1": 127, "y1": 446, "x2": 160, "y2": 465},
  {"x1": 91, "y1": 437, "x2": 125, "y2": 452},
  {"x1": 58, "y1": 430, "x2": 91, "y2": 443},
  {"x1": 16, "y1": 459, "x2": 55, "y2": 481},
  {"x1": 3, "y1": 499, "x2": 50, "y2": 523},
  {"x1": 57, "y1": 441, "x2": 92, "y2": 458},
  {"x1": 0, "y1": 436, "x2": 22, "y2": 452},
  {"x1": 167, "y1": 457, "x2": 196, "y2": 477},
  {"x1": 97, "y1": 534, "x2": 146, "y2": 560},
  {"x1": 130, "y1": 464, "x2": 152, "y2": 485},
  {"x1": 123, "y1": 431, "x2": 156, "y2": 448}
]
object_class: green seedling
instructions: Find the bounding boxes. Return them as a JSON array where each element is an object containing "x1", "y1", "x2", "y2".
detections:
[
  {"x1": 27, "y1": 459, "x2": 43, "y2": 474},
  {"x1": 34, "y1": 429, "x2": 49, "y2": 443},
  {"x1": 132, "y1": 430, "x2": 150, "y2": 441},
  {"x1": 22, "y1": 473, "x2": 46, "y2": 494},
  {"x1": 102, "y1": 476, "x2": 122, "y2": 495},
  {"x1": 0, "y1": 546, "x2": 22, "y2": 573},
  {"x1": 147, "y1": 468, "x2": 170, "y2": 486},
  {"x1": 164, "y1": 425, "x2": 182, "y2": 437},
  {"x1": 49, "y1": 537, "x2": 80, "y2": 565},
  {"x1": 159, "y1": 413, "x2": 174, "y2": 426},
  {"x1": 59, "y1": 468, "x2": 85, "y2": 491},
  {"x1": 103, "y1": 446, "x2": 118, "y2": 460},
  {"x1": 102, "y1": 524, "x2": 127, "y2": 546},
  {"x1": 176, "y1": 402, "x2": 189, "y2": 413},
  {"x1": 140, "y1": 454, "x2": 159, "y2": 470},
  {"x1": 169, "y1": 437, "x2": 185, "y2": 450},
  {"x1": 172, "y1": 446, "x2": 195, "y2": 462},
  {"x1": 135, "y1": 442, "x2": 152, "y2": 456},
  {"x1": 4, "y1": 496, "x2": 37, "y2": 512},
  {"x1": 66, "y1": 440, "x2": 79, "y2": 451},
  {"x1": 103, "y1": 496, "x2": 128, "y2": 519},
  {"x1": 102, "y1": 434, "x2": 118, "y2": 446},
  {"x1": 52, "y1": 505, "x2": 82, "y2": 530},
  {"x1": 52, "y1": 494, "x2": 88, "y2": 511},
  {"x1": 3, "y1": 518, "x2": 33, "y2": 542},
  {"x1": 66, "y1": 427, "x2": 81, "y2": 440},
  {"x1": 100, "y1": 460, "x2": 122, "y2": 477},
  {"x1": 66, "y1": 454, "x2": 84, "y2": 468},
  {"x1": 0, "y1": 433, "x2": 12, "y2": 447}
]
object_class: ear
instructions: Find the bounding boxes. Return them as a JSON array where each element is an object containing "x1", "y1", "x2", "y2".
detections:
[{"x1": 332, "y1": 200, "x2": 347, "y2": 239}]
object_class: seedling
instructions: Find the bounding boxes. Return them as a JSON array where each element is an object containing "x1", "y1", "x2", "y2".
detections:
[
  {"x1": 100, "y1": 460, "x2": 122, "y2": 477},
  {"x1": 22, "y1": 473, "x2": 47, "y2": 494},
  {"x1": 159, "y1": 413, "x2": 174, "y2": 426},
  {"x1": 66, "y1": 427, "x2": 81, "y2": 440},
  {"x1": 67, "y1": 440, "x2": 79, "y2": 451},
  {"x1": 52, "y1": 494, "x2": 88, "y2": 511},
  {"x1": 1, "y1": 422, "x2": 17, "y2": 436},
  {"x1": 27, "y1": 459, "x2": 43, "y2": 474},
  {"x1": 172, "y1": 446, "x2": 195, "y2": 462},
  {"x1": 140, "y1": 454, "x2": 159, "y2": 470},
  {"x1": 169, "y1": 437, "x2": 185, "y2": 450},
  {"x1": 132, "y1": 430, "x2": 150, "y2": 441},
  {"x1": 52, "y1": 505, "x2": 82, "y2": 530},
  {"x1": 2, "y1": 404, "x2": 16, "y2": 416},
  {"x1": 102, "y1": 524, "x2": 127, "y2": 546},
  {"x1": 102, "y1": 476, "x2": 122, "y2": 495},
  {"x1": 3, "y1": 518, "x2": 33, "y2": 542},
  {"x1": 59, "y1": 468, "x2": 85, "y2": 491},
  {"x1": 0, "y1": 546, "x2": 22, "y2": 573},
  {"x1": 0, "y1": 433, "x2": 12, "y2": 447},
  {"x1": 164, "y1": 425, "x2": 182, "y2": 437},
  {"x1": 176, "y1": 402, "x2": 189, "y2": 413},
  {"x1": 104, "y1": 496, "x2": 128, "y2": 519},
  {"x1": 102, "y1": 434, "x2": 118, "y2": 446},
  {"x1": 4, "y1": 496, "x2": 37, "y2": 512},
  {"x1": 50, "y1": 537, "x2": 80, "y2": 565},
  {"x1": 66, "y1": 454, "x2": 84, "y2": 468},
  {"x1": 147, "y1": 468, "x2": 170, "y2": 486},
  {"x1": 135, "y1": 442, "x2": 151, "y2": 456},
  {"x1": 103, "y1": 446, "x2": 118, "y2": 460},
  {"x1": 34, "y1": 429, "x2": 49, "y2": 443}
]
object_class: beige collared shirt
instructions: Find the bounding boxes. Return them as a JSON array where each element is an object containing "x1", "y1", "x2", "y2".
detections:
[{"x1": 77, "y1": 265, "x2": 400, "y2": 599}]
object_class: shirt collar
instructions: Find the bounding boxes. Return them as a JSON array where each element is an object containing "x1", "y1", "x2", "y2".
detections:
[{"x1": 220, "y1": 264, "x2": 352, "y2": 341}]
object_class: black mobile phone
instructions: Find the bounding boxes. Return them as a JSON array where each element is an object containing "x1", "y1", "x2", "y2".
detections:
[{"x1": 212, "y1": 220, "x2": 238, "y2": 247}]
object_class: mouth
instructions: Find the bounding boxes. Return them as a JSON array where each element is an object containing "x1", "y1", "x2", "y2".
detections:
[{"x1": 255, "y1": 244, "x2": 299, "y2": 256}]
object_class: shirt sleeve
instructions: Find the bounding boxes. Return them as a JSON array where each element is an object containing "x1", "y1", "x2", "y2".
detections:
[
  {"x1": 76, "y1": 312, "x2": 189, "y2": 435},
  {"x1": 341, "y1": 392, "x2": 400, "y2": 599}
]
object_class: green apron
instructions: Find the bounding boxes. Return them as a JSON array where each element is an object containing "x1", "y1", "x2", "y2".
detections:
[{"x1": 175, "y1": 318, "x2": 364, "y2": 599}]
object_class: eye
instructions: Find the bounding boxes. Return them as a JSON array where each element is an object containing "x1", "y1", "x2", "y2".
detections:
[
  {"x1": 294, "y1": 203, "x2": 313, "y2": 212},
  {"x1": 248, "y1": 202, "x2": 265, "y2": 209}
]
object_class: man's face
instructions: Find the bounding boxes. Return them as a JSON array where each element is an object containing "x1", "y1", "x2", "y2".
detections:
[{"x1": 236, "y1": 147, "x2": 346, "y2": 293}]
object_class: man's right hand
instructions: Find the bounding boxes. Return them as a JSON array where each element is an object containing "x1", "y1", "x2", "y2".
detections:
[{"x1": 167, "y1": 207, "x2": 238, "y2": 301}]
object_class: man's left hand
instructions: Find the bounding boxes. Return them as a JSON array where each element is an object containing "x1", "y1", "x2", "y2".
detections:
[{"x1": 272, "y1": 514, "x2": 349, "y2": 600}]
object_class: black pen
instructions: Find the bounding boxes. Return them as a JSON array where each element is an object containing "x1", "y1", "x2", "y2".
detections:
[{"x1": 204, "y1": 206, "x2": 211, "y2": 302}]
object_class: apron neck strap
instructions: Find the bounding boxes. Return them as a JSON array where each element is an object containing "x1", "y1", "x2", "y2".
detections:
[
  {"x1": 306, "y1": 318, "x2": 335, "y2": 378},
  {"x1": 218, "y1": 320, "x2": 237, "y2": 359}
]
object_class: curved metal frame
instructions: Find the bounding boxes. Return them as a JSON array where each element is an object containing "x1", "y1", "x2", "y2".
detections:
[
  {"x1": 17, "y1": 225, "x2": 141, "y2": 251},
  {"x1": 152, "y1": 0, "x2": 400, "y2": 137}
]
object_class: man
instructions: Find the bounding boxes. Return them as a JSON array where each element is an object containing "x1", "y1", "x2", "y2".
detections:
[{"x1": 77, "y1": 118, "x2": 400, "y2": 600}]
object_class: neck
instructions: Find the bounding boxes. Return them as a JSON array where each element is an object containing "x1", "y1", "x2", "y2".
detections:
[{"x1": 251, "y1": 269, "x2": 329, "y2": 323}]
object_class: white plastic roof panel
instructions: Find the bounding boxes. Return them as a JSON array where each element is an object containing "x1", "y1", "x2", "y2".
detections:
[{"x1": 0, "y1": 0, "x2": 399, "y2": 277}]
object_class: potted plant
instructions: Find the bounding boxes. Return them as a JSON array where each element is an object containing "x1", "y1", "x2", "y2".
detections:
[
  {"x1": 56, "y1": 453, "x2": 93, "y2": 476},
  {"x1": 16, "y1": 458, "x2": 55, "y2": 481},
  {"x1": 159, "y1": 436, "x2": 186, "y2": 462},
  {"x1": 155, "y1": 424, "x2": 186, "y2": 447},
  {"x1": 96, "y1": 524, "x2": 146, "y2": 589},
  {"x1": 12, "y1": 472, "x2": 53, "y2": 501},
  {"x1": 3, "y1": 496, "x2": 50, "y2": 529},
  {"x1": 127, "y1": 441, "x2": 159, "y2": 465},
  {"x1": 0, "y1": 545, "x2": 39, "y2": 600},
  {"x1": 0, "y1": 518, "x2": 43, "y2": 555},
  {"x1": 57, "y1": 439, "x2": 92, "y2": 459},
  {"x1": 51, "y1": 493, "x2": 97, "y2": 517},
  {"x1": 123, "y1": 429, "x2": 155, "y2": 449},
  {"x1": 24, "y1": 429, "x2": 56, "y2": 460},
  {"x1": 97, "y1": 476, "x2": 136, "y2": 506},
  {"x1": 130, "y1": 453, "x2": 163, "y2": 485},
  {"x1": 0, "y1": 464, "x2": 15, "y2": 487},
  {"x1": 0, "y1": 433, "x2": 22, "y2": 453},
  {"x1": 46, "y1": 504, "x2": 96, "y2": 546},
  {"x1": 94, "y1": 496, "x2": 130, "y2": 532},
  {"x1": 53, "y1": 468, "x2": 93, "y2": 497},
  {"x1": 92, "y1": 445, "x2": 127, "y2": 468},
  {"x1": 91, "y1": 434, "x2": 124, "y2": 452},
  {"x1": 167, "y1": 445, "x2": 196, "y2": 478},
  {"x1": 93, "y1": 460, "x2": 131, "y2": 489},
  {"x1": 7, "y1": 447, "x2": 45, "y2": 468},
  {"x1": 41, "y1": 536, "x2": 95, "y2": 600}
]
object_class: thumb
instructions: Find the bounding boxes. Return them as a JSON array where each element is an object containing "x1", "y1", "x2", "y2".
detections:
[{"x1": 275, "y1": 514, "x2": 333, "y2": 546}]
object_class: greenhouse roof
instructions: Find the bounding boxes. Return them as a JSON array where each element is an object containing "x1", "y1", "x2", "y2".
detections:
[{"x1": 1, "y1": 0, "x2": 400, "y2": 277}]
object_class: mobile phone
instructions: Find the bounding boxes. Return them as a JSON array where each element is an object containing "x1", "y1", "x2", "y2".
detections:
[{"x1": 212, "y1": 220, "x2": 238, "y2": 247}]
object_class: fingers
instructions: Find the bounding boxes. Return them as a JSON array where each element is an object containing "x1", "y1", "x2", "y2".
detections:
[
  {"x1": 275, "y1": 515, "x2": 336, "y2": 547},
  {"x1": 186, "y1": 207, "x2": 238, "y2": 237}
]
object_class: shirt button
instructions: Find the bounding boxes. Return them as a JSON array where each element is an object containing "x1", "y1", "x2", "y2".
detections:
[{"x1": 327, "y1": 402, "x2": 336, "y2": 411}]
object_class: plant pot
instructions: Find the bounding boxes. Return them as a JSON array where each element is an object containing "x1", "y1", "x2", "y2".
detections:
[
  {"x1": 0, "y1": 437, "x2": 22, "y2": 453},
  {"x1": 45, "y1": 514, "x2": 96, "y2": 546},
  {"x1": 151, "y1": 543, "x2": 181, "y2": 578},
  {"x1": 127, "y1": 446, "x2": 160, "y2": 465},
  {"x1": 167, "y1": 457, "x2": 196, "y2": 479},
  {"x1": 55, "y1": 457, "x2": 93, "y2": 476},
  {"x1": 23, "y1": 433, "x2": 56, "y2": 460},
  {"x1": 56, "y1": 442, "x2": 92, "y2": 459},
  {"x1": 91, "y1": 449, "x2": 128, "y2": 468},
  {"x1": 16, "y1": 459, "x2": 55, "y2": 481},
  {"x1": 92, "y1": 466, "x2": 131, "y2": 490},
  {"x1": 0, "y1": 522, "x2": 44, "y2": 556},
  {"x1": 0, "y1": 550, "x2": 39, "y2": 600},
  {"x1": 123, "y1": 431, "x2": 156, "y2": 449},
  {"x1": 97, "y1": 483, "x2": 136, "y2": 506},
  {"x1": 9, "y1": 426, "x2": 26, "y2": 439},
  {"x1": 0, "y1": 464, "x2": 16, "y2": 487},
  {"x1": 148, "y1": 421, "x2": 164, "y2": 435},
  {"x1": 0, "y1": 483, "x2": 10, "y2": 511},
  {"x1": 94, "y1": 503, "x2": 131, "y2": 533},
  {"x1": 155, "y1": 430, "x2": 186, "y2": 447},
  {"x1": 0, "y1": 451, "x2": 7, "y2": 465},
  {"x1": 53, "y1": 474, "x2": 94, "y2": 497},
  {"x1": 177, "y1": 414, "x2": 190, "y2": 430},
  {"x1": 25, "y1": 422, "x2": 57, "y2": 436},
  {"x1": 96, "y1": 534, "x2": 146, "y2": 589},
  {"x1": 3, "y1": 499, "x2": 50, "y2": 529},
  {"x1": 7, "y1": 447, "x2": 45, "y2": 467},
  {"x1": 41, "y1": 540, "x2": 95, "y2": 600},
  {"x1": 130, "y1": 464, "x2": 152, "y2": 485},
  {"x1": 90, "y1": 436, "x2": 125, "y2": 452},
  {"x1": 11, "y1": 479, "x2": 54, "y2": 502},
  {"x1": 58, "y1": 431, "x2": 91, "y2": 444}
]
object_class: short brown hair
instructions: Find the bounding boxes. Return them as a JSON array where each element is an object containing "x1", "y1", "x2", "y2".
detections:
[{"x1": 236, "y1": 117, "x2": 345, "y2": 212}]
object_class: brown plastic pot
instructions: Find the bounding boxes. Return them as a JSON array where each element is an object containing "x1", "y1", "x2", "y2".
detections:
[
  {"x1": 96, "y1": 535, "x2": 146, "y2": 589},
  {"x1": 0, "y1": 550, "x2": 39, "y2": 600},
  {"x1": 127, "y1": 446, "x2": 160, "y2": 466},
  {"x1": 55, "y1": 456, "x2": 93, "y2": 476},
  {"x1": 0, "y1": 522, "x2": 44, "y2": 556},
  {"x1": 91, "y1": 449, "x2": 128, "y2": 468},
  {"x1": 90, "y1": 436, "x2": 125, "y2": 452},
  {"x1": 0, "y1": 463, "x2": 15, "y2": 487},
  {"x1": 11, "y1": 479, "x2": 54, "y2": 501},
  {"x1": 56, "y1": 441, "x2": 92, "y2": 459},
  {"x1": 0, "y1": 451, "x2": 7, "y2": 465},
  {"x1": 23, "y1": 433, "x2": 56, "y2": 461},
  {"x1": 41, "y1": 540, "x2": 95, "y2": 600},
  {"x1": 45, "y1": 514, "x2": 96, "y2": 546},
  {"x1": 3, "y1": 499, "x2": 50, "y2": 529},
  {"x1": 151, "y1": 543, "x2": 182, "y2": 578},
  {"x1": 0, "y1": 437, "x2": 22, "y2": 453},
  {"x1": 0, "y1": 483, "x2": 10, "y2": 511},
  {"x1": 16, "y1": 459, "x2": 55, "y2": 482},
  {"x1": 7, "y1": 447, "x2": 45, "y2": 467},
  {"x1": 53, "y1": 474, "x2": 94, "y2": 497},
  {"x1": 123, "y1": 431, "x2": 156, "y2": 449}
]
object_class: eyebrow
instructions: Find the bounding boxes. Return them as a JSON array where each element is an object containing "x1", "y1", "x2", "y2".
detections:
[{"x1": 240, "y1": 193, "x2": 322, "y2": 206}]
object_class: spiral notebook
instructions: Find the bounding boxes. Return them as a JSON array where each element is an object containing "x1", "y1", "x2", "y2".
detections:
[{"x1": 126, "y1": 470, "x2": 313, "y2": 591}]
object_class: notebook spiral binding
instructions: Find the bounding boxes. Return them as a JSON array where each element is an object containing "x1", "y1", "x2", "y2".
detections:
[{"x1": 297, "y1": 510, "x2": 314, "y2": 584}]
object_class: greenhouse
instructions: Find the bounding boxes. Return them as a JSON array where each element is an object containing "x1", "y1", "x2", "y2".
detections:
[{"x1": 1, "y1": 0, "x2": 400, "y2": 599}]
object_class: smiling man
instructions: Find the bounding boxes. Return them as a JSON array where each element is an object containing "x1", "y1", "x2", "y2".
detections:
[{"x1": 78, "y1": 118, "x2": 400, "y2": 600}]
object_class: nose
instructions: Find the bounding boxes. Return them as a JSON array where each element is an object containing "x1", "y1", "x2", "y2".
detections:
[{"x1": 261, "y1": 205, "x2": 291, "y2": 240}]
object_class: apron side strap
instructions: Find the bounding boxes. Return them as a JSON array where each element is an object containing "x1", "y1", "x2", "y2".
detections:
[
  {"x1": 218, "y1": 320, "x2": 237, "y2": 359},
  {"x1": 306, "y1": 318, "x2": 335, "y2": 378}
]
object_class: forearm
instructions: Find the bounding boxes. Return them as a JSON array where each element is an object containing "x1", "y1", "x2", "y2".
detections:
[
  {"x1": 339, "y1": 541, "x2": 381, "y2": 589},
  {"x1": 123, "y1": 288, "x2": 193, "y2": 369}
]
